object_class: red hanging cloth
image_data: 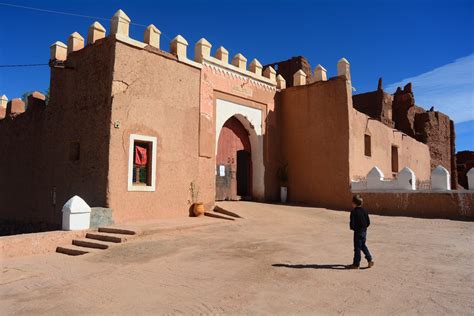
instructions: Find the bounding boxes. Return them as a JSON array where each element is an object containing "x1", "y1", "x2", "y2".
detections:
[{"x1": 135, "y1": 145, "x2": 148, "y2": 166}]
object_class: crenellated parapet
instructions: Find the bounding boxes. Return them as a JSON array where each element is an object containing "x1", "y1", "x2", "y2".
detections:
[
  {"x1": 47, "y1": 9, "x2": 277, "y2": 87},
  {"x1": 286, "y1": 57, "x2": 351, "y2": 90},
  {"x1": 0, "y1": 92, "x2": 46, "y2": 121}
]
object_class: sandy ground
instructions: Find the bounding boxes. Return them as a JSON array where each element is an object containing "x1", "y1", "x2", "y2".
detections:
[{"x1": 1, "y1": 202, "x2": 473, "y2": 315}]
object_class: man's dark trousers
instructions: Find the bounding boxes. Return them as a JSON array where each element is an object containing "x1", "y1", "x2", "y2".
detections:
[{"x1": 353, "y1": 231, "x2": 372, "y2": 266}]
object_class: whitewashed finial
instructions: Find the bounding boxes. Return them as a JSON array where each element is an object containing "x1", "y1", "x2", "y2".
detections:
[
  {"x1": 111, "y1": 9, "x2": 131, "y2": 37},
  {"x1": 276, "y1": 74, "x2": 286, "y2": 89},
  {"x1": 144, "y1": 24, "x2": 161, "y2": 49},
  {"x1": 232, "y1": 53, "x2": 247, "y2": 70},
  {"x1": 215, "y1": 46, "x2": 229, "y2": 64},
  {"x1": 431, "y1": 165, "x2": 451, "y2": 191},
  {"x1": 263, "y1": 66, "x2": 276, "y2": 81},
  {"x1": 50, "y1": 41, "x2": 67, "y2": 61},
  {"x1": 314, "y1": 64, "x2": 327, "y2": 82},
  {"x1": 67, "y1": 32, "x2": 85, "y2": 54},
  {"x1": 367, "y1": 166, "x2": 384, "y2": 190},
  {"x1": 397, "y1": 167, "x2": 416, "y2": 190},
  {"x1": 337, "y1": 57, "x2": 351, "y2": 81},
  {"x1": 249, "y1": 59, "x2": 263, "y2": 76},
  {"x1": 293, "y1": 69, "x2": 306, "y2": 86},
  {"x1": 87, "y1": 22, "x2": 106, "y2": 44},
  {"x1": 467, "y1": 168, "x2": 474, "y2": 190},
  {"x1": 170, "y1": 35, "x2": 189, "y2": 60},
  {"x1": 194, "y1": 38, "x2": 212, "y2": 62},
  {"x1": 62, "y1": 195, "x2": 92, "y2": 231}
]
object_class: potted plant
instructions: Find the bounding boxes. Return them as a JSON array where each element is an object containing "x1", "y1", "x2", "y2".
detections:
[
  {"x1": 277, "y1": 164, "x2": 288, "y2": 203},
  {"x1": 189, "y1": 181, "x2": 204, "y2": 217}
]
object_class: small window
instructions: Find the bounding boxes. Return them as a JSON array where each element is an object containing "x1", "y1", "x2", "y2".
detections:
[
  {"x1": 133, "y1": 142, "x2": 152, "y2": 186},
  {"x1": 69, "y1": 141, "x2": 80, "y2": 161},
  {"x1": 128, "y1": 134, "x2": 157, "y2": 191},
  {"x1": 391, "y1": 145, "x2": 399, "y2": 173},
  {"x1": 364, "y1": 134, "x2": 371, "y2": 157}
]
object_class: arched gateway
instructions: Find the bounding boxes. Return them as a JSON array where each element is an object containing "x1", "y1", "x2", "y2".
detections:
[{"x1": 215, "y1": 99, "x2": 264, "y2": 201}]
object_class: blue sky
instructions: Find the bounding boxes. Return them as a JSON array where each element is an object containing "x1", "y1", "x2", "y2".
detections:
[{"x1": 0, "y1": 0, "x2": 472, "y2": 150}]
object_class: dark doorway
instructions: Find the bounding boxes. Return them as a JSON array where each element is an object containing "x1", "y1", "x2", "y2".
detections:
[
  {"x1": 216, "y1": 116, "x2": 252, "y2": 201},
  {"x1": 237, "y1": 150, "x2": 251, "y2": 197},
  {"x1": 391, "y1": 145, "x2": 399, "y2": 173}
]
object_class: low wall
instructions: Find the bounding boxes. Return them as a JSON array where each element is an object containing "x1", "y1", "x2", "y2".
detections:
[{"x1": 357, "y1": 191, "x2": 474, "y2": 220}]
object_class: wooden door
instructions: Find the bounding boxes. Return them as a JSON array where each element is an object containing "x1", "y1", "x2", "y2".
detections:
[{"x1": 216, "y1": 117, "x2": 252, "y2": 200}]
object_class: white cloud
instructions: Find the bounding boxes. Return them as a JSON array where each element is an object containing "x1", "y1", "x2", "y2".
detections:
[{"x1": 386, "y1": 54, "x2": 474, "y2": 123}]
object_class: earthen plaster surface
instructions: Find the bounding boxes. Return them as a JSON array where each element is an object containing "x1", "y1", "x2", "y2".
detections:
[{"x1": 1, "y1": 202, "x2": 472, "y2": 314}]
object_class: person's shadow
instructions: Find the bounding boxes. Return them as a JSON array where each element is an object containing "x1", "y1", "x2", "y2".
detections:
[{"x1": 272, "y1": 263, "x2": 347, "y2": 270}]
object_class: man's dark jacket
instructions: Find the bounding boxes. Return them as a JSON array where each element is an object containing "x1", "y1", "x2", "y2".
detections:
[{"x1": 350, "y1": 207, "x2": 370, "y2": 232}]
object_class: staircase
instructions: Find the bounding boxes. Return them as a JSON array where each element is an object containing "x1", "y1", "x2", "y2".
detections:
[{"x1": 56, "y1": 227, "x2": 137, "y2": 256}]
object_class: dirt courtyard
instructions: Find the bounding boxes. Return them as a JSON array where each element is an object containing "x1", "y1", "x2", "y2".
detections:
[{"x1": 1, "y1": 202, "x2": 473, "y2": 315}]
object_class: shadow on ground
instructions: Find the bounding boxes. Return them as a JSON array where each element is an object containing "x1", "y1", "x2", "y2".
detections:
[{"x1": 272, "y1": 263, "x2": 348, "y2": 270}]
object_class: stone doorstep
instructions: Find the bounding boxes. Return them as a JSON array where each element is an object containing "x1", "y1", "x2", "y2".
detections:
[
  {"x1": 85, "y1": 232, "x2": 131, "y2": 243},
  {"x1": 97, "y1": 227, "x2": 137, "y2": 235},
  {"x1": 56, "y1": 244, "x2": 103, "y2": 256},
  {"x1": 72, "y1": 238, "x2": 110, "y2": 249}
]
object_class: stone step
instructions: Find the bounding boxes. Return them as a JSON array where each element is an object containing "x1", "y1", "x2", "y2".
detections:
[
  {"x1": 98, "y1": 227, "x2": 137, "y2": 235},
  {"x1": 85, "y1": 232, "x2": 128, "y2": 243},
  {"x1": 72, "y1": 238, "x2": 110, "y2": 249},
  {"x1": 214, "y1": 205, "x2": 243, "y2": 218},
  {"x1": 56, "y1": 245, "x2": 101, "y2": 256},
  {"x1": 204, "y1": 212, "x2": 235, "y2": 221}
]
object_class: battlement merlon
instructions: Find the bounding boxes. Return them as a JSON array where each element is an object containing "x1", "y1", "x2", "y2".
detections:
[
  {"x1": 68, "y1": 32, "x2": 85, "y2": 55},
  {"x1": 88, "y1": 22, "x2": 106, "y2": 45},
  {"x1": 144, "y1": 24, "x2": 161, "y2": 49},
  {"x1": 314, "y1": 64, "x2": 327, "y2": 82},
  {"x1": 293, "y1": 69, "x2": 307, "y2": 86},
  {"x1": 0, "y1": 95, "x2": 8, "y2": 119}
]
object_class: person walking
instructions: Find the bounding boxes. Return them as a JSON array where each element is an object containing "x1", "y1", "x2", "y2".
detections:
[{"x1": 346, "y1": 194, "x2": 374, "y2": 269}]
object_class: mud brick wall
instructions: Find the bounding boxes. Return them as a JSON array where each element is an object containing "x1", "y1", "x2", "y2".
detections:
[
  {"x1": 264, "y1": 56, "x2": 313, "y2": 88},
  {"x1": 352, "y1": 88, "x2": 394, "y2": 127},
  {"x1": 414, "y1": 111, "x2": 457, "y2": 187}
]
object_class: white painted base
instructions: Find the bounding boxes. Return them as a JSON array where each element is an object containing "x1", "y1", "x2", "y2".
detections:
[
  {"x1": 280, "y1": 187, "x2": 288, "y2": 203},
  {"x1": 62, "y1": 212, "x2": 91, "y2": 231},
  {"x1": 61, "y1": 195, "x2": 92, "y2": 231}
]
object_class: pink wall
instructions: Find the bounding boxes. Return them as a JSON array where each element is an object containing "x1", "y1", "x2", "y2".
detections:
[
  {"x1": 199, "y1": 62, "x2": 280, "y2": 201},
  {"x1": 349, "y1": 108, "x2": 431, "y2": 181},
  {"x1": 106, "y1": 42, "x2": 204, "y2": 223}
]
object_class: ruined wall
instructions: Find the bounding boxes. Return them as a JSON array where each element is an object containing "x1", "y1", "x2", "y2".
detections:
[
  {"x1": 456, "y1": 151, "x2": 474, "y2": 189},
  {"x1": 352, "y1": 81, "x2": 394, "y2": 127},
  {"x1": 0, "y1": 38, "x2": 115, "y2": 226},
  {"x1": 392, "y1": 83, "x2": 422, "y2": 137},
  {"x1": 355, "y1": 81, "x2": 457, "y2": 186},
  {"x1": 106, "y1": 41, "x2": 206, "y2": 223},
  {"x1": 414, "y1": 111, "x2": 457, "y2": 188},
  {"x1": 264, "y1": 56, "x2": 313, "y2": 88},
  {"x1": 349, "y1": 109, "x2": 431, "y2": 181},
  {"x1": 280, "y1": 77, "x2": 352, "y2": 209}
]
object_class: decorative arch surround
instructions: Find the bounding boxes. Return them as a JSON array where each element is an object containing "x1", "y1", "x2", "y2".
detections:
[{"x1": 215, "y1": 99, "x2": 264, "y2": 199}]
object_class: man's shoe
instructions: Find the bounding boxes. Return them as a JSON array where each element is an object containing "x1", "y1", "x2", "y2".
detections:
[
  {"x1": 368, "y1": 261, "x2": 375, "y2": 268},
  {"x1": 345, "y1": 264, "x2": 359, "y2": 269}
]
